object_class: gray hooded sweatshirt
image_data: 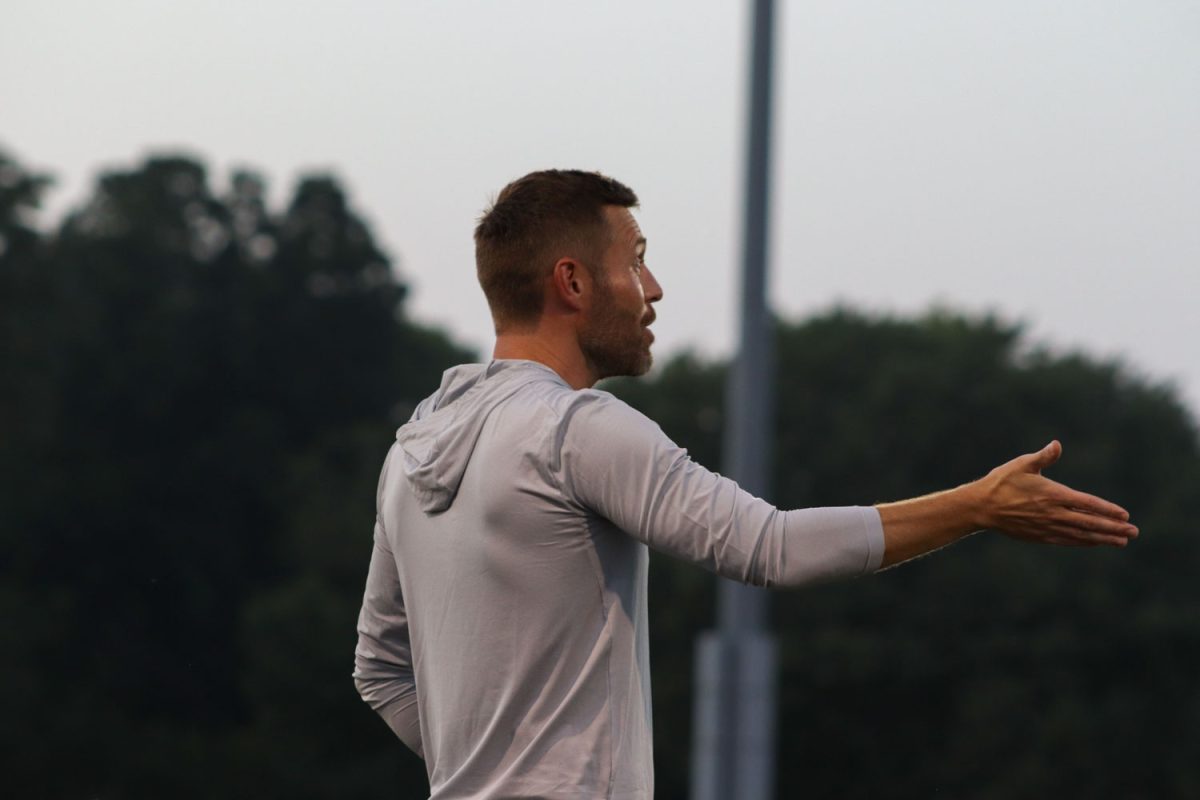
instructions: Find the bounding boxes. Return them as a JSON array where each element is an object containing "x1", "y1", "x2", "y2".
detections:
[{"x1": 354, "y1": 360, "x2": 884, "y2": 799}]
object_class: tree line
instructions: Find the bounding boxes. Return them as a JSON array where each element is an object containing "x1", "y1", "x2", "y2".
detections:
[{"x1": 1, "y1": 148, "x2": 1197, "y2": 798}]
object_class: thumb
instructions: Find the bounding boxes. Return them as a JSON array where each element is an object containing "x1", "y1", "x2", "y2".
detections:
[{"x1": 1026, "y1": 440, "x2": 1062, "y2": 472}]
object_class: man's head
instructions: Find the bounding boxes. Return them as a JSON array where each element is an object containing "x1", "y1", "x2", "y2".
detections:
[
  {"x1": 475, "y1": 170, "x2": 639, "y2": 330},
  {"x1": 475, "y1": 169, "x2": 662, "y2": 380}
]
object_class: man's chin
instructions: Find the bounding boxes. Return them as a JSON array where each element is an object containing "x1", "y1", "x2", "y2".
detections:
[
  {"x1": 582, "y1": 337, "x2": 655, "y2": 380},
  {"x1": 592, "y1": 355, "x2": 651, "y2": 382},
  {"x1": 636, "y1": 349, "x2": 654, "y2": 376}
]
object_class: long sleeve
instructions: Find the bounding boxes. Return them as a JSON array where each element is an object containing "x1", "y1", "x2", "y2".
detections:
[
  {"x1": 353, "y1": 519, "x2": 424, "y2": 758},
  {"x1": 558, "y1": 391, "x2": 884, "y2": 587}
]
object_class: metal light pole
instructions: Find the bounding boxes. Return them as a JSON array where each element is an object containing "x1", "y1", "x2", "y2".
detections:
[{"x1": 691, "y1": 0, "x2": 778, "y2": 798}]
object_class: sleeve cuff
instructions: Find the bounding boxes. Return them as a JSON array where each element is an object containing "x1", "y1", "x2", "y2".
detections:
[{"x1": 860, "y1": 505, "x2": 885, "y2": 573}]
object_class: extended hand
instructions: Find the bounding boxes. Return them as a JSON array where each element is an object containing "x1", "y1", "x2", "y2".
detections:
[{"x1": 975, "y1": 440, "x2": 1138, "y2": 547}]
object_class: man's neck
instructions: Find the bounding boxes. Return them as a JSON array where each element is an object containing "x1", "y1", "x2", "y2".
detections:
[{"x1": 492, "y1": 332, "x2": 594, "y2": 390}]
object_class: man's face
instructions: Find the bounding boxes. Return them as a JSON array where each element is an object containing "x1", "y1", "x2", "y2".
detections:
[{"x1": 578, "y1": 206, "x2": 663, "y2": 380}]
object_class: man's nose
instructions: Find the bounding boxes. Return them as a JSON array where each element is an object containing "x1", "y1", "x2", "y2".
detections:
[{"x1": 643, "y1": 266, "x2": 664, "y2": 303}]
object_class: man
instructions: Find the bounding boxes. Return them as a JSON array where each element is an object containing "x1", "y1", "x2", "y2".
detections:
[{"x1": 354, "y1": 170, "x2": 1137, "y2": 799}]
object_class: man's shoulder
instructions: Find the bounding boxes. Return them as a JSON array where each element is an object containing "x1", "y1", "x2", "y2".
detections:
[
  {"x1": 554, "y1": 387, "x2": 664, "y2": 447},
  {"x1": 494, "y1": 381, "x2": 665, "y2": 468}
]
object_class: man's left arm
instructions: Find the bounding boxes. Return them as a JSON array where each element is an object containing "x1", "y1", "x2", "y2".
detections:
[{"x1": 559, "y1": 395, "x2": 1136, "y2": 584}]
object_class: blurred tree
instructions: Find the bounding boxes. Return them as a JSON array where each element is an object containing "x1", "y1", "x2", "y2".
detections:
[
  {"x1": 0, "y1": 151, "x2": 469, "y2": 797},
  {"x1": 608, "y1": 308, "x2": 1200, "y2": 799},
  {"x1": 0, "y1": 148, "x2": 69, "y2": 796},
  {"x1": 0, "y1": 149, "x2": 57, "y2": 523}
]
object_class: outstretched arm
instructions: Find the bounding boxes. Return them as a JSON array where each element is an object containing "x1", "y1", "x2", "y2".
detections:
[{"x1": 876, "y1": 440, "x2": 1138, "y2": 568}]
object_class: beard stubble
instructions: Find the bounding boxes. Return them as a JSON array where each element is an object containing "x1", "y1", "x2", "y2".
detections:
[{"x1": 578, "y1": 279, "x2": 653, "y2": 381}]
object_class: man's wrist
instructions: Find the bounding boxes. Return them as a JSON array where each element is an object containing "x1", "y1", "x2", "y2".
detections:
[{"x1": 955, "y1": 478, "x2": 992, "y2": 531}]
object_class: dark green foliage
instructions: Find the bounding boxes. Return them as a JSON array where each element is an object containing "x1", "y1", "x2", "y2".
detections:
[
  {"x1": 0, "y1": 149, "x2": 468, "y2": 798},
  {"x1": 3, "y1": 145, "x2": 1197, "y2": 797},
  {"x1": 608, "y1": 309, "x2": 1200, "y2": 799}
]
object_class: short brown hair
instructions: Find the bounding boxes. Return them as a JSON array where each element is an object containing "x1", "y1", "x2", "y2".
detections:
[{"x1": 474, "y1": 170, "x2": 639, "y2": 332}]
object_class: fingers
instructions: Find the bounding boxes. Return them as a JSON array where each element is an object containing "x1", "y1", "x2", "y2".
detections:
[
  {"x1": 1028, "y1": 525, "x2": 1126, "y2": 547},
  {"x1": 1039, "y1": 510, "x2": 1138, "y2": 547},
  {"x1": 1060, "y1": 531, "x2": 1132, "y2": 547},
  {"x1": 1005, "y1": 520, "x2": 1134, "y2": 547},
  {"x1": 1057, "y1": 508, "x2": 1139, "y2": 538},
  {"x1": 1043, "y1": 535, "x2": 1098, "y2": 547},
  {"x1": 1005, "y1": 506, "x2": 1139, "y2": 547},
  {"x1": 1057, "y1": 488, "x2": 1130, "y2": 521}
]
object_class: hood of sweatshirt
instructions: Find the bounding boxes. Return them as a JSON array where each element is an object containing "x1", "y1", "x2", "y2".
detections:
[{"x1": 395, "y1": 359, "x2": 566, "y2": 513}]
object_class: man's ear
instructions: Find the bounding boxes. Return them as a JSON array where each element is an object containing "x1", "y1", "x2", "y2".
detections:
[{"x1": 550, "y1": 257, "x2": 589, "y2": 312}]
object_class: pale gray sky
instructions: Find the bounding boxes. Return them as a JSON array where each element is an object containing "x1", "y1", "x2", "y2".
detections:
[{"x1": 4, "y1": 0, "x2": 1198, "y2": 416}]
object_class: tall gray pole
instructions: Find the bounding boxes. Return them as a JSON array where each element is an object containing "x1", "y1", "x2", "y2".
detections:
[{"x1": 691, "y1": 0, "x2": 778, "y2": 798}]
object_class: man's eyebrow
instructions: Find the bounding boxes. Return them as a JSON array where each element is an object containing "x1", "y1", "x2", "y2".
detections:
[{"x1": 635, "y1": 237, "x2": 647, "y2": 253}]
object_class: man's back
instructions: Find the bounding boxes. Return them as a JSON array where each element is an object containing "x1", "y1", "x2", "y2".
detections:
[{"x1": 357, "y1": 359, "x2": 656, "y2": 799}]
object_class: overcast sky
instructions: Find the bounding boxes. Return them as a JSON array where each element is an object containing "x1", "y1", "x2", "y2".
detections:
[{"x1": 4, "y1": 0, "x2": 1198, "y2": 417}]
